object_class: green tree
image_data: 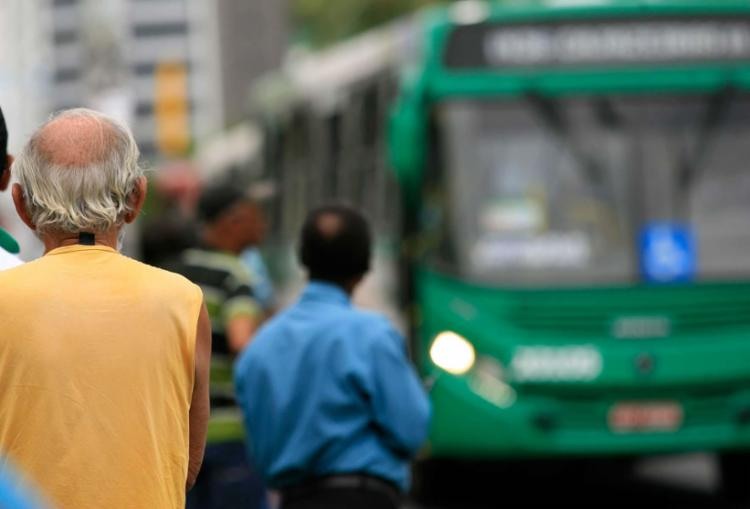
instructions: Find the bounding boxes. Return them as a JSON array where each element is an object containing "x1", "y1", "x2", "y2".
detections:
[{"x1": 292, "y1": 0, "x2": 445, "y2": 47}]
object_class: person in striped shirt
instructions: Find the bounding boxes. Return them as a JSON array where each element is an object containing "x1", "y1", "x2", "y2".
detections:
[{"x1": 174, "y1": 183, "x2": 269, "y2": 509}]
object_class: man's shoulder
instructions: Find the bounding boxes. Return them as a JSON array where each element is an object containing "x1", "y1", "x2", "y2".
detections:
[
  {"x1": 345, "y1": 307, "x2": 395, "y2": 332},
  {"x1": 119, "y1": 255, "x2": 203, "y2": 297},
  {"x1": 0, "y1": 257, "x2": 52, "y2": 300},
  {"x1": 344, "y1": 309, "x2": 408, "y2": 357},
  {"x1": 314, "y1": 305, "x2": 401, "y2": 349},
  {"x1": 287, "y1": 297, "x2": 393, "y2": 330},
  {"x1": 0, "y1": 254, "x2": 41, "y2": 281},
  {"x1": 251, "y1": 302, "x2": 399, "y2": 343},
  {"x1": 250, "y1": 307, "x2": 296, "y2": 344}
]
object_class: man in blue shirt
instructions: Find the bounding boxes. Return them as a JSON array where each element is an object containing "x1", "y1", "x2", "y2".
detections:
[{"x1": 234, "y1": 204, "x2": 430, "y2": 509}]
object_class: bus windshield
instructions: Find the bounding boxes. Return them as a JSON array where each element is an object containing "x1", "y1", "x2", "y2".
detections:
[{"x1": 423, "y1": 94, "x2": 750, "y2": 286}]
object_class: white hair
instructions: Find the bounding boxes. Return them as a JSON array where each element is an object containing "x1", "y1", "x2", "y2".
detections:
[{"x1": 13, "y1": 108, "x2": 144, "y2": 235}]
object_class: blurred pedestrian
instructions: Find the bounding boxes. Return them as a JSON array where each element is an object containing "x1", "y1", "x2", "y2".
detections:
[
  {"x1": 176, "y1": 184, "x2": 266, "y2": 355},
  {"x1": 174, "y1": 184, "x2": 268, "y2": 509},
  {"x1": 0, "y1": 108, "x2": 211, "y2": 509},
  {"x1": 141, "y1": 161, "x2": 201, "y2": 268},
  {"x1": 240, "y1": 246, "x2": 275, "y2": 313},
  {"x1": 141, "y1": 211, "x2": 198, "y2": 268},
  {"x1": 0, "y1": 106, "x2": 22, "y2": 269},
  {"x1": 240, "y1": 181, "x2": 277, "y2": 314},
  {"x1": 234, "y1": 204, "x2": 431, "y2": 509}
]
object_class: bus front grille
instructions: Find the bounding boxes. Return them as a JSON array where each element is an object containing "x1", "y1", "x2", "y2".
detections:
[{"x1": 507, "y1": 293, "x2": 750, "y2": 337}]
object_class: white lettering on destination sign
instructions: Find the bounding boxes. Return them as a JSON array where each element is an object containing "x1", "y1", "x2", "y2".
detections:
[
  {"x1": 484, "y1": 21, "x2": 750, "y2": 67},
  {"x1": 471, "y1": 231, "x2": 592, "y2": 270}
]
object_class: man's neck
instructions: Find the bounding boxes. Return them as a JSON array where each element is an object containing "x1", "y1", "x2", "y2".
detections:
[
  {"x1": 310, "y1": 278, "x2": 358, "y2": 297},
  {"x1": 202, "y1": 230, "x2": 240, "y2": 255},
  {"x1": 42, "y1": 228, "x2": 121, "y2": 254}
]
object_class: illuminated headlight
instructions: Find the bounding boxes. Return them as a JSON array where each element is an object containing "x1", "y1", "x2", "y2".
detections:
[{"x1": 430, "y1": 331, "x2": 476, "y2": 375}]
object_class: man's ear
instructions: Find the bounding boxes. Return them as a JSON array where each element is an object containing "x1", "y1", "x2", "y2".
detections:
[
  {"x1": 12, "y1": 183, "x2": 35, "y2": 231},
  {"x1": 0, "y1": 155, "x2": 13, "y2": 192},
  {"x1": 124, "y1": 176, "x2": 148, "y2": 224}
]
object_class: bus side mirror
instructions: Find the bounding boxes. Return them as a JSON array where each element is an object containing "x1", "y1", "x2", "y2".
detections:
[{"x1": 389, "y1": 98, "x2": 426, "y2": 209}]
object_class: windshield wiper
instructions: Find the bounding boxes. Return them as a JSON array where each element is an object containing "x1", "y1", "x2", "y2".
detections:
[
  {"x1": 525, "y1": 92, "x2": 609, "y2": 194},
  {"x1": 593, "y1": 97, "x2": 624, "y2": 131},
  {"x1": 675, "y1": 86, "x2": 735, "y2": 212}
]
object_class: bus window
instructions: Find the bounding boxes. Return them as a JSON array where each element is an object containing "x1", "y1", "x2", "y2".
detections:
[
  {"x1": 427, "y1": 98, "x2": 635, "y2": 286},
  {"x1": 423, "y1": 94, "x2": 750, "y2": 286}
]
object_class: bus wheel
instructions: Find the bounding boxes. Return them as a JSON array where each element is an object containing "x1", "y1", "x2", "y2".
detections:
[{"x1": 720, "y1": 452, "x2": 750, "y2": 504}]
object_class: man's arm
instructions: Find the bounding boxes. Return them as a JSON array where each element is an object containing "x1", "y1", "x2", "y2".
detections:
[
  {"x1": 222, "y1": 267, "x2": 263, "y2": 353},
  {"x1": 187, "y1": 303, "x2": 211, "y2": 491},
  {"x1": 226, "y1": 314, "x2": 259, "y2": 354},
  {"x1": 369, "y1": 324, "x2": 431, "y2": 457}
]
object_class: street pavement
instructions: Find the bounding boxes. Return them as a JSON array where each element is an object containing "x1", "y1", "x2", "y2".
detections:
[{"x1": 410, "y1": 454, "x2": 742, "y2": 508}]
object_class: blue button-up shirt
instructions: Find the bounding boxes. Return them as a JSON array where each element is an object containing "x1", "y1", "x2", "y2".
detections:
[{"x1": 234, "y1": 281, "x2": 430, "y2": 491}]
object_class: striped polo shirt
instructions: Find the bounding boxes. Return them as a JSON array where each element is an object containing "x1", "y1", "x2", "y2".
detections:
[{"x1": 172, "y1": 247, "x2": 261, "y2": 356}]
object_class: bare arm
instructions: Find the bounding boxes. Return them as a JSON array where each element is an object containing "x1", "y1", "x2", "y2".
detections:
[
  {"x1": 187, "y1": 303, "x2": 211, "y2": 491},
  {"x1": 226, "y1": 315, "x2": 260, "y2": 354}
]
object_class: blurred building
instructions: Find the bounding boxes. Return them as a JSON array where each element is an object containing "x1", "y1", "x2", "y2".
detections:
[
  {"x1": 0, "y1": 0, "x2": 52, "y2": 261},
  {"x1": 43, "y1": 0, "x2": 290, "y2": 158},
  {"x1": 0, "y1": 0, "x2": 52, "y2": 151},
  {"x1": 0, "y1": 0, "x2": 288, "y2": 260},
  {"x1": 216, "y1": 0, "x2": 288, "y2": 126}
]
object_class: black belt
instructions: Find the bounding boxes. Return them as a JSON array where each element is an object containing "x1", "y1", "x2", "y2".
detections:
[{"x1": 281, "y1": 474, "x2": 402, "y2": 505}]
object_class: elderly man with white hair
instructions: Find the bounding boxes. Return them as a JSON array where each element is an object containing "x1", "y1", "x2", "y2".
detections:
[{"x1": 0, "y1": 108, "x2": 211, "y2": 509}]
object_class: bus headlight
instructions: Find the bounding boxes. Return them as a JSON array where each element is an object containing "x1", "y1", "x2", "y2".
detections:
[
  {"x1": 430, "y1": 331, "x2": 476, "y2": 375},
  {"x1": 471, "y1": 357, "x2": 516, "y2": 408}
]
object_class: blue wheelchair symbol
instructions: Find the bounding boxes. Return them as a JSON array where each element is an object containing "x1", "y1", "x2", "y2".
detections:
[{"x1": 640, "y1": 223, "x2": 696, "y2": 283}]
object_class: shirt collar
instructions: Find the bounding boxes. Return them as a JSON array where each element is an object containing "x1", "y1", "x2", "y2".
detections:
[
  {"x1": 300, "y1": 281, "x2": 351, "y2": 307},
  {"x1": 45, "y1": 244, "x2": 117, "y2": 256}
]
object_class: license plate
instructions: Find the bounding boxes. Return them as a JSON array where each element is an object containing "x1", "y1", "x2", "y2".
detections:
[{"x1": 608, "y1": 401, "x2": 683, "y2": 433}]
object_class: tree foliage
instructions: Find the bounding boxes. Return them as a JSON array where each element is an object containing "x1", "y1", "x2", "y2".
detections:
[{"x1": 292, "y1": 0, "x2": 445, "y2": 47}]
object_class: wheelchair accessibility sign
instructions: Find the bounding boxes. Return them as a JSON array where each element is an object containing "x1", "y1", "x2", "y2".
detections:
[{"x1": 639, "y1": 223, "x2": 696, "y2": 283}]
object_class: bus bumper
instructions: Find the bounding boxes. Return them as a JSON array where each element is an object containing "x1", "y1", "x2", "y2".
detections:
[{"x1": 427, "y1": 373, "x2": 750, "y2": 458}]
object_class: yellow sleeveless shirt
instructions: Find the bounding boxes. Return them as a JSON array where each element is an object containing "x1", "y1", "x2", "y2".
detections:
[{"x1": 0, "y1": 245, "x2": 203, "y2": 509}]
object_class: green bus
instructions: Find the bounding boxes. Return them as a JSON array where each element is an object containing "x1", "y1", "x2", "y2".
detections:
[{"x1": 389, "y1": 0, "x2": 750, "y2": 495}]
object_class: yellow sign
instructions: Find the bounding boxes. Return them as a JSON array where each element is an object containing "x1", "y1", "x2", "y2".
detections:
[{"x1": 155, "y1": 62, "x2": 190, "y2": 156}]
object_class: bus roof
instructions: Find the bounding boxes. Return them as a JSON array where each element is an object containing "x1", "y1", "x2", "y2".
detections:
[
  {"x1": 250, "y1": 19, "x2": 416, "y2": 117},
  {"x1": 415, "y1": 0, "x2": 750, "y2": 98},
  {"x1": 436, "y1": 0, "x2": 750, "y2": 19},
  {"x1": 422, "y1": 0, "x2": 750, "y2": 30}
]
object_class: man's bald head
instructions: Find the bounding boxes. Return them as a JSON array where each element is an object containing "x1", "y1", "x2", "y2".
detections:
[
  {"x1": 299, "y1": 204, "x2": 372, "y2": 287},
  {"x1": 35, "y1": 113, "x2": 117, "y2": 169},
  {"x1": 13, "y1": 108, "x2": 144, "y2": 235}
]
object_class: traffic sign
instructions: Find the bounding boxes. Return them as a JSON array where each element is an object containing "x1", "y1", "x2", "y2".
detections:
[{"x1": 639, "y1": 223, "x2": 696, "y2": 283}]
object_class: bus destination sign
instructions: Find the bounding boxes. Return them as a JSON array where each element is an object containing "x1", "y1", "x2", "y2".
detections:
[{"x1": 444, "y1": 18, "x2": 750, "y2": 69}]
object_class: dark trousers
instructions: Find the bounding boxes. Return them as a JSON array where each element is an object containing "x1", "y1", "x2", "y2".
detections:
[
  {"x1": 281, "y1": 487, "x2": 400, "y2": 509},
  {"x1": 185, "y1": 441, "x2": 268, "y2": 509}
]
